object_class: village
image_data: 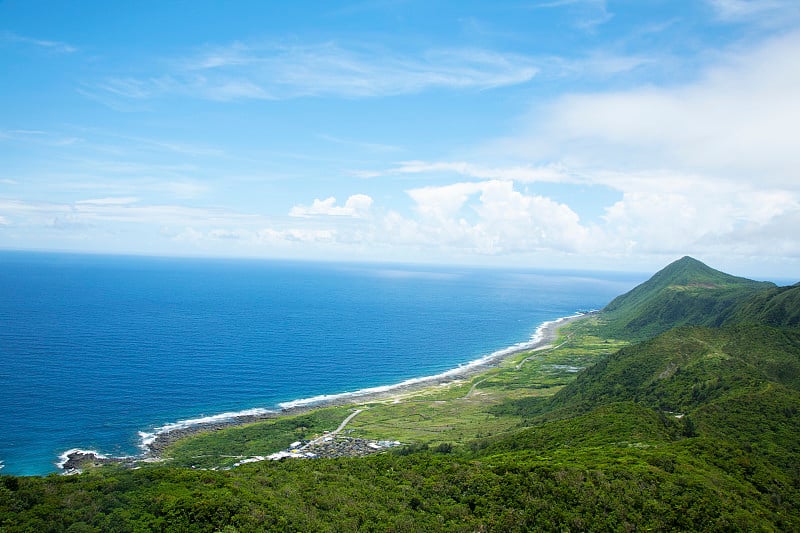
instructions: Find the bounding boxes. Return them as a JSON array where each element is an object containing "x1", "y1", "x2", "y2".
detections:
[{"x1": 234, "y1": 408, "x2": 402, "y2": 465}]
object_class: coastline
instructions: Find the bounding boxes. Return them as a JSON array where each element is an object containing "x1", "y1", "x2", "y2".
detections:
[{"x1": 59, "y1": 312, "x2": 591, "y2": 472}]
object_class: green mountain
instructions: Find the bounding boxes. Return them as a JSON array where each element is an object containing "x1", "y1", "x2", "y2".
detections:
[{"x1": 600, "y1": 256, "x2": 775, "y2": 340}]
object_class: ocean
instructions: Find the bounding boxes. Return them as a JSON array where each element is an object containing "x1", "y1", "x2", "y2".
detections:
[{"x1": 0, "y1": 251, "x2": 644, "y2": 476}]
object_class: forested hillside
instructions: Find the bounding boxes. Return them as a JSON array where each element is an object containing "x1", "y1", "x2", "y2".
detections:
[{"x1": 724, "y1": 283, "x2": 800, "y2": 327}]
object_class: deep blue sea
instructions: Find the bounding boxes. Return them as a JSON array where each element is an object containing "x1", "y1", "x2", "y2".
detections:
[{"x1": 0, "y1": 251, "x2": 644, "y2": 475}]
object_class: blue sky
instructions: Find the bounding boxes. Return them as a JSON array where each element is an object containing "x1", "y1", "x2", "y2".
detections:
[{"x1": 1, "y1": 0, "x2": 799, "y2": 277}]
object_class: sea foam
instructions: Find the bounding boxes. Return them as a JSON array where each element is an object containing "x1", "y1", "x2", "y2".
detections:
[
  {"x1": 56, "y1": 448, "x2": 108, "y2": 470},
  {"x1": 137, "y1": 407, "x2": 276, "y2": 450}
]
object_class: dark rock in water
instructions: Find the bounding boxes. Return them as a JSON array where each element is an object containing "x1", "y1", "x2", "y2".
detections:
[{"x1": 61, "y1": 451, "x2": 123, "y2": 472}]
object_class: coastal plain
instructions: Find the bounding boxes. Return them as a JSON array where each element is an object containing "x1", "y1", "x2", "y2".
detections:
[{"x1": 156, "y1": 314, "x2": 626, "y2": 470}]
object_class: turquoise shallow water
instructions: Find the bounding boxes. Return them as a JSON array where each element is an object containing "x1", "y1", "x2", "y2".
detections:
[{"x1": 0, "y1": 251, "x2": 644, "y2": 475}]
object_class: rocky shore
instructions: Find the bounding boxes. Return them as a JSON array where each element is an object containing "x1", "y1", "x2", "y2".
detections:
[{"x1": 60, "y1": 451, "x2": 135, "y2": 472}]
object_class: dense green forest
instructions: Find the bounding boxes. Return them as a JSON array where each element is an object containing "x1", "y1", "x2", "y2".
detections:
[{"x1": 2, "y1": 257, "x2": 798, "y2": 532}]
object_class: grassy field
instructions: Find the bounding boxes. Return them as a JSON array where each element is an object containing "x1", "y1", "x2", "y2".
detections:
[{"x1": 161, "y1": 316, "x2": 629, "y2": 467}]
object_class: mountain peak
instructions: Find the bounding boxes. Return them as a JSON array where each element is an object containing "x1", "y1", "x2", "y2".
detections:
[
  {"x1": 674, "y1": 255, "x2": 703, "y2": 266},
  {"x1": 649, "y1": 256, "x2": 753, "y2": 289},
  {"x1": 601, "y1": 257, "x2": 774, "y2": 340}
]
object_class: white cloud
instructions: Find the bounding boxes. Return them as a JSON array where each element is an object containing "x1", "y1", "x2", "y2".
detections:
[
  {"x1": 473, "y1": 180, "x2": 593, "y2": 253},
  {"x1": 603, "y1": 191, "x2": 731, "y2": 253},
  {"x1": 407, "y1": 182, "x2": 486, "y2": 220},
  {"x1": 0, "y1": 198, "x2": 255, "y2": 228},
  {"x1": 742, "y1": 190, "x2": 799, "y2": 225},
  {"x1": 76, "y1": 197, "x2": 139, "y2": 206},
  {"x1": 366, "y1": 151, "x2": 800, "y2": 260},
  {"x1": 0, "y1": 129, "x2": 82, "y2": 147},
  {"x1": 0, "y1": 196, "x2": 351, "y2": 255},
  {"x1": 538, "y1": 52, "x2": 654, "y2": 81},
  {"x1": 350, "y1": 170, "x2": 384, "y2": 179},
  {"x1": 200, "y1": 79, "x2": 273, "y2": 101},
  {"x1": 590, "y1": 172, "x2": 800, "y2": 258},
  {"x1": 173, "y1": 227, "x2": 204, "y2": 243},
  {"x1": 707, "y1": 0, "x2": 800, "y2": 23},
  {"x1": 4, "y1": 171, "x2": 798, "y2": 264},
  {"x1": 0, "y1": 199, "x2": 70, "y2": 218},
  {"x1": 1, "y1": 182, "x2": 602, "y2": 259},
  {"x1": 0, "y1": 31, "x2": 77, "y2": 53},
  {"x1": 95, "y1": 78, "x2": 156, "y2": 99},
  {"x1": 282, "y1": 228, "x2": 337, "y2": 243},
  {"x1": 90, "y1": 42, "x2": 538, "y2": 102},
  {"x1": 533, "y1": 0, "x2": 613, "y2": 30},
  {"x1": 504, "y1": 31, "x2": 800, "y2": 188},
  {"x1": 404, "y1": 180, "x2": 595, "y2": 254},
  {"x1": 378, "y1": 31, "x2": 800, "y2": 262},
  {"x1": 290, "y1": 194, "x2": 373, "y2": 218},
  {"x1": 176, "y1": 227, "x2": 338, "y2": 247},
  {"x1": 468, "y1": 30, "x2": 800, "y2": 262},
  {"x1": 393, "y1": 160, "x2": 579, "y2": 184}
]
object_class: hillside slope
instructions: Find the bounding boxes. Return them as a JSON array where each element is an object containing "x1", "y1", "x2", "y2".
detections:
[
  {"x1": 477, "y1": 324, "x2": 800, "y2": 529},
  {"x1": 546, "y1": 325, "x2": 800, "y2": 415},
  {"x1": 724, "y1": 283, "x2": 800, "y2": 327}
]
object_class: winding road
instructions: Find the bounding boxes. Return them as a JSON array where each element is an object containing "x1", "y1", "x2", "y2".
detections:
[{"x1": 302, "y1": 409, "x2": 365, "y2": 449}]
